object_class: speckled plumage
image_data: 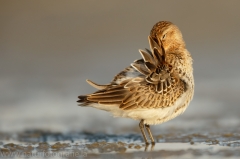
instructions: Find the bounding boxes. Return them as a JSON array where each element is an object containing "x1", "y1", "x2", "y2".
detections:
[{"x1": 77, "y1": 21, "x2": 194, "y2": 144}]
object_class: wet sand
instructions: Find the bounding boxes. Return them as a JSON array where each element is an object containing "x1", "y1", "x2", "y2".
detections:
[{"x1": 1, "y1": 130, "x2": 240, "y2": 159}]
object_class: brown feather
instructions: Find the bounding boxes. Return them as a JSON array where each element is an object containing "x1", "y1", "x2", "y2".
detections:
[
  {"x1": 99, "y1": 101, "x2": 121, "y2": 105},
  {"x1": 91, "y1": 89, "x2": 126, "y2": 97},
  {"x1": 87, "y1": 95, "x2": 125, "y2": 102},
  {"x1": 78, "y1": 32, "x2": 187, "y2": 111}
]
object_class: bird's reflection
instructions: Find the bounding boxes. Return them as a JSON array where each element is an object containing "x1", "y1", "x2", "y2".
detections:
[{"x1": 144, "y1": 143, "x2": 155, "y2": 151}]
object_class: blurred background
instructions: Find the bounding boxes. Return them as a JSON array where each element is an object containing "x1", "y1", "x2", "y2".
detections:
[{"x1": 1, "y1": 0, "x2": 240, "y2": 133}]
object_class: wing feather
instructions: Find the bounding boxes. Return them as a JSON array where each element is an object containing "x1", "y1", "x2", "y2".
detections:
[{"x1": 78, "y1": 35, "x2": 186, "y2": 110}]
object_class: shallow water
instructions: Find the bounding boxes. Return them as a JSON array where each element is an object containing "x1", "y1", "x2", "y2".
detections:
[{"x1": 1, "y1": 130, "x2": 240, "y2": 159}]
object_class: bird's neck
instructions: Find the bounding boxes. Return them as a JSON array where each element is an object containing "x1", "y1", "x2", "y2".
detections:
[
  {"x1": 165, "y1": 46, "x2": 193, "y2": 75},
  {"x1": 166, "y1": 40, "x2": 185, "y2": 52}
]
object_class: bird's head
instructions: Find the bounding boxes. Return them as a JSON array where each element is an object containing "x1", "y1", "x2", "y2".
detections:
[{"x1": 150, "y1": 21, "x2": 185, "y2": 52}]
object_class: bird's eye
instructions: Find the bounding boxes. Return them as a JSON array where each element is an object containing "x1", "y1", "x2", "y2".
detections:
[{"x1": 162, "y1": 34, "x2": 166, "y2": 40}]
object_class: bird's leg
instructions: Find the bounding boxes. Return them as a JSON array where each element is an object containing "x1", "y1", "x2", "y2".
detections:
[
  {"x1": 144, "y1": 144, "x2": 149, "y2": 152},
  {"x1": 145, "y1": 124, "x2": 155, "y2": 145},
  {"x1": 139, "y1": 119, "x2": 149, "y2": 145}
]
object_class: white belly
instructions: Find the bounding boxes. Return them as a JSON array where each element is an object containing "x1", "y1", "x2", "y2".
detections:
[{"x1": 89, "y1": 87, "x2": 192, "y2": 125}]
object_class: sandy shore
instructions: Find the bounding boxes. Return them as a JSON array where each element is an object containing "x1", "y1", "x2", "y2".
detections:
[{"x1": 0, "y1": 130, "x2": 240, "y2": 159}]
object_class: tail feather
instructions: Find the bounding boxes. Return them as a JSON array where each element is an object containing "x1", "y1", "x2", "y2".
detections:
[
  {"x1": 78, "y1": 79, "x2": 111, "y2": 106},
  {"x1": 86, "y1": 79, "x2": 109, "y2": 90},
  {"x1": 77, "y1": 95, "x2": 89, "y2": 106}
]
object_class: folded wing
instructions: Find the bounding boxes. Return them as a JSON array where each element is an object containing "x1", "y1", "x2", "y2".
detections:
[{"x1": 78, "y1": 36, "x2": 185, "y2": 110}]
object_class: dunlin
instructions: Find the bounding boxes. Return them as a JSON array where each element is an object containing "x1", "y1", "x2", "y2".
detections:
[{"x1": 77, "y1": 21, "x2": 194, "y2": 145}]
